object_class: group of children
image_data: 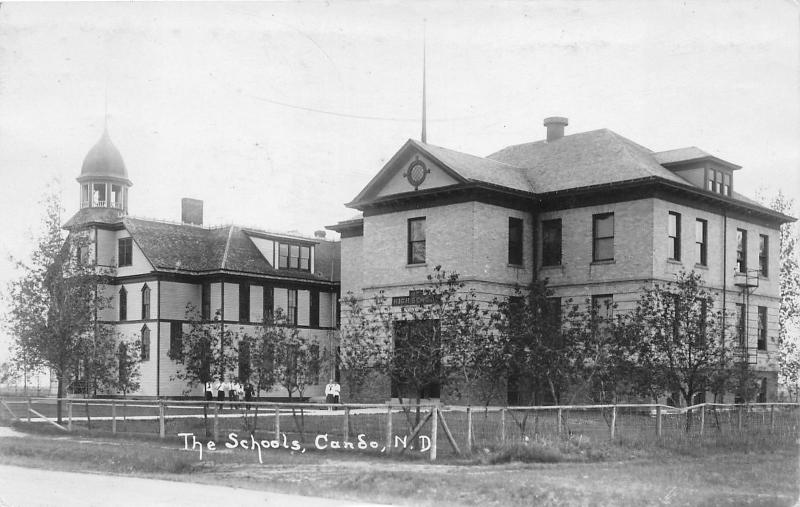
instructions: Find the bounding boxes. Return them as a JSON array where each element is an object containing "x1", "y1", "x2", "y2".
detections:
[
  {"x1": 203, "y1": 378, "x2": 254, "y2": 409},
  {"x1": 201, "y1": 378, "x2": 341, "y2": 408}
]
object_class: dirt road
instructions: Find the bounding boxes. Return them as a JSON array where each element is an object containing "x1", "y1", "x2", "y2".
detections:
[{"x1": 0, "y1": 464, "x2": 388, "y2": 507}]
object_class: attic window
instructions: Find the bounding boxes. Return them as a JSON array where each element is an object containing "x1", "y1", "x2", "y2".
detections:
[
  {"x1": 278, "y1": 243, "x2": 311, "y2": 271},
  {"x1": 705, "y1": 168, "x2": 731, "y2": 197}
]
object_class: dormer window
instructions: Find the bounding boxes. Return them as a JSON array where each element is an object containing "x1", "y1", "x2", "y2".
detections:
[
  {"x1": 278, "y1": 243, "x2": 311, "y2": 271},
  {"x1": 705, "y1": 168, "x2": 731, "y2": 197}
]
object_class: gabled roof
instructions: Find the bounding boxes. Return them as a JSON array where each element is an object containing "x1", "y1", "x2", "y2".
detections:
[
  {"x1": 348, "y1": 139, "x2": 532, "y2": 206},
  {"x1": 487, "y1": 129, "x2": 692, "y2": 193},
  {"x1": 420, "y1": 141, "x2": 533, "y2": 192},
  {"x1": 123, "y1": 218, "x2": 339, "y2": 282}
]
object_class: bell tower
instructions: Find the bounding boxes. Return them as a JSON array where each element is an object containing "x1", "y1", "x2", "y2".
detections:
[{"x1": 76, "y1": 127, "x2": 132, "y2": 213}]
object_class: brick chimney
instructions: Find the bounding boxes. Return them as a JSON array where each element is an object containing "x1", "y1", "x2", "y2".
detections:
[
  {"x1": 181, "y1": 198, "x2": 203, "y2": 226},
  {"x1": 544, "y1": 117, "x2": 568, "y2": 142}
]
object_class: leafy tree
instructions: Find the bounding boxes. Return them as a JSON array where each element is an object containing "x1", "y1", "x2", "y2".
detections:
[
  {"x1": 620, "y1": 271, "x2": 730, "y2": 412},
  {"x1": 169, "y1": 304, "x2": 238, "y2": 394},
  {"x1": 764, "y1": 192, "x2": 800, "y2": 400},
  {"x1": 338, "y1": 291, "x2": 394, "y2": 400},
  {"x1": 265, "y1": 308, "x2": 320, "y2": 401},
  {"x1": 7, "y1": 192, "x2": 111, "y2": 422},
  {"x1": 499, "y1": 281, "x2": 566, "y2": 406},
  {"x1": 498, "y1": 281, "x2": 629, "y2": 409},
  {"x1": 439, "y1": 282, "x2": 503, "y2": 406},
  {"x1": 389, "y1": 267, "x2": 498, "y2": 409},
  {"x1": 254, "y1": 308, "x2": 321, "y2": 440},
  {"x1": 561, "y1": 296, "x2": 634, "y2": 405},
  {"x1": 78, "y1": 324, "x2": 124, "y2": 397},
  {"x1": 114, "y1": 337, "x2": 142, "y2": 397}
]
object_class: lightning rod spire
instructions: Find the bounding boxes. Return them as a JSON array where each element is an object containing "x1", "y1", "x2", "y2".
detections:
[{"x1": 421, "y1": 21, "x2": 427, "y2": 144}]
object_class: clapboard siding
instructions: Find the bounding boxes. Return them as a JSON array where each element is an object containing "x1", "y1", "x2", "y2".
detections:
[{"x1": 159, "y1": 281, "x2": 200, "y2": 320}]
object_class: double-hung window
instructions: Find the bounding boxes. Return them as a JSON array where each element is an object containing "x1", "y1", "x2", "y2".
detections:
[
  {"x1": 757, "y1": 306, "x2": 767, "y2": 351},
  {"x1": 592, "y1": 213, "x2": 614, "y2": 262},
  {"x1": 508, "y1": 217, "x2": 523, "y2": 265},
  {"x1": 668, "y1": 212, "x2": 681, "y2": 261},
  {"x1": 118, "y1": 238, "x2": 132, "y2": 267},
  {"x1": 736, "y1": 229, "x2": 747, "y2": 274},
  {"x1": 759, "y1": 234, "x2": 769, "y2": 277},
  {"x1": 695, "y1": 219, "x2": 707, "y2": 266},
  {"x1": 541, "y1": 219, "x2": 562, "y2": 266},
  {"x1": 408, "y1": 218, "x2": 426, "y2": 264}
]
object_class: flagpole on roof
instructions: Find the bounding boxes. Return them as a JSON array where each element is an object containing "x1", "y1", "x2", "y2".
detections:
[{"x1": 421, "y1": 20, "x2": 427, "y2": 144}]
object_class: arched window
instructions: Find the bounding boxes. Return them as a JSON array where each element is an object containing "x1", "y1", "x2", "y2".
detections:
[
  {"x1": 119, "y1": 286, "x2": 127, "y2": 321},
  {"x1": 141, "y1": 284, "x2": 151, "y2": 320},
  {"x1": 141, "y1": 325, "x2": 150, "y2": 361}
]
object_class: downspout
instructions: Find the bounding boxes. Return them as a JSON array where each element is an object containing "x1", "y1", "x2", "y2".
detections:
[
  {"x1": 156, "y1": 279, "x2": 161, "y2": 397},
  {"x1": 722, "y1": 210, "x2": 727, "y2": 351},
  {"x1": 220, "y1": 281, "x2": 225, "y2": 381}
]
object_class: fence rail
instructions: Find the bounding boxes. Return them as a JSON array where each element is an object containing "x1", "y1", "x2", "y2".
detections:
[{"x1": 2, "y1": 397, "x2": 797, "y2": 461}]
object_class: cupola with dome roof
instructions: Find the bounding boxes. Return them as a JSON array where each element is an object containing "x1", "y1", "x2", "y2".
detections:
[{"x1": 76, "y1": 128, "x2": 132, "y2": 213}]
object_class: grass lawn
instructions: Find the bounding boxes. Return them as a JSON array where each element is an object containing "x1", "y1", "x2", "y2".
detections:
[{"x1": 0, "y1": 419, "x2": 797, "y2": 506}]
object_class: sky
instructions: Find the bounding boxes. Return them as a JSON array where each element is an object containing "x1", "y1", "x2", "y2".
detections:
[{"x1": 0, "y1": 0, "x2": 798, "y2": 361}]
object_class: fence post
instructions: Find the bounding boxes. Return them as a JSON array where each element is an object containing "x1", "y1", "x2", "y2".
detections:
[
  {"x1": 430, "y1": 407, "x2": 438, "y2": 462},
  {"x1": 610, "y1": 405, "x2": 617, "y2": 439},
  {"x1": 699, "y1": 404, "x2": 705, "y2": 437},
  {"x1": 67, "y1": 401, "x2": 73, "y2": 432},
  {"x1": 159, "y1": 400, "x2": 165, "y2": 439},
  {"x1": 500, "y1": 409, "x2": 506, "y2": 443},
  {"x1": 656, "y1": 406, "x2": 662, "y2": 437},
  {"x1": 111, "y1": 401, "x2": 117, "y2": 434},
  {"x1": 27, "y1": 398, "x2": 31, "y2": 423},
  {"x1": 385, "y1": 405, "x2": 392, "y2": 455},
  {"x1": 274, "y1": 406, "x2": 280, "y2": 441},
  {"x1": 466, "y1": 407, "x2": 473, "y2": 452},
  {"x1": 557, "y1": 408, "x2": 562, "y2": 437},
  {"x1": 213, "y1": 402, "x2": 219, "y2": 441},
  {"x1": 770, "y1": 404, "x2": 775, "y2": 433},
  {"x1": 343, "y1": 407, "x2": 350, "y2": 442}
]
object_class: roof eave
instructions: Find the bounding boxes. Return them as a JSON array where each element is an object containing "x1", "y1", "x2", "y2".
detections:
[{"x1": 660, "y1": 156, "x2": 742, "y2": 171}]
